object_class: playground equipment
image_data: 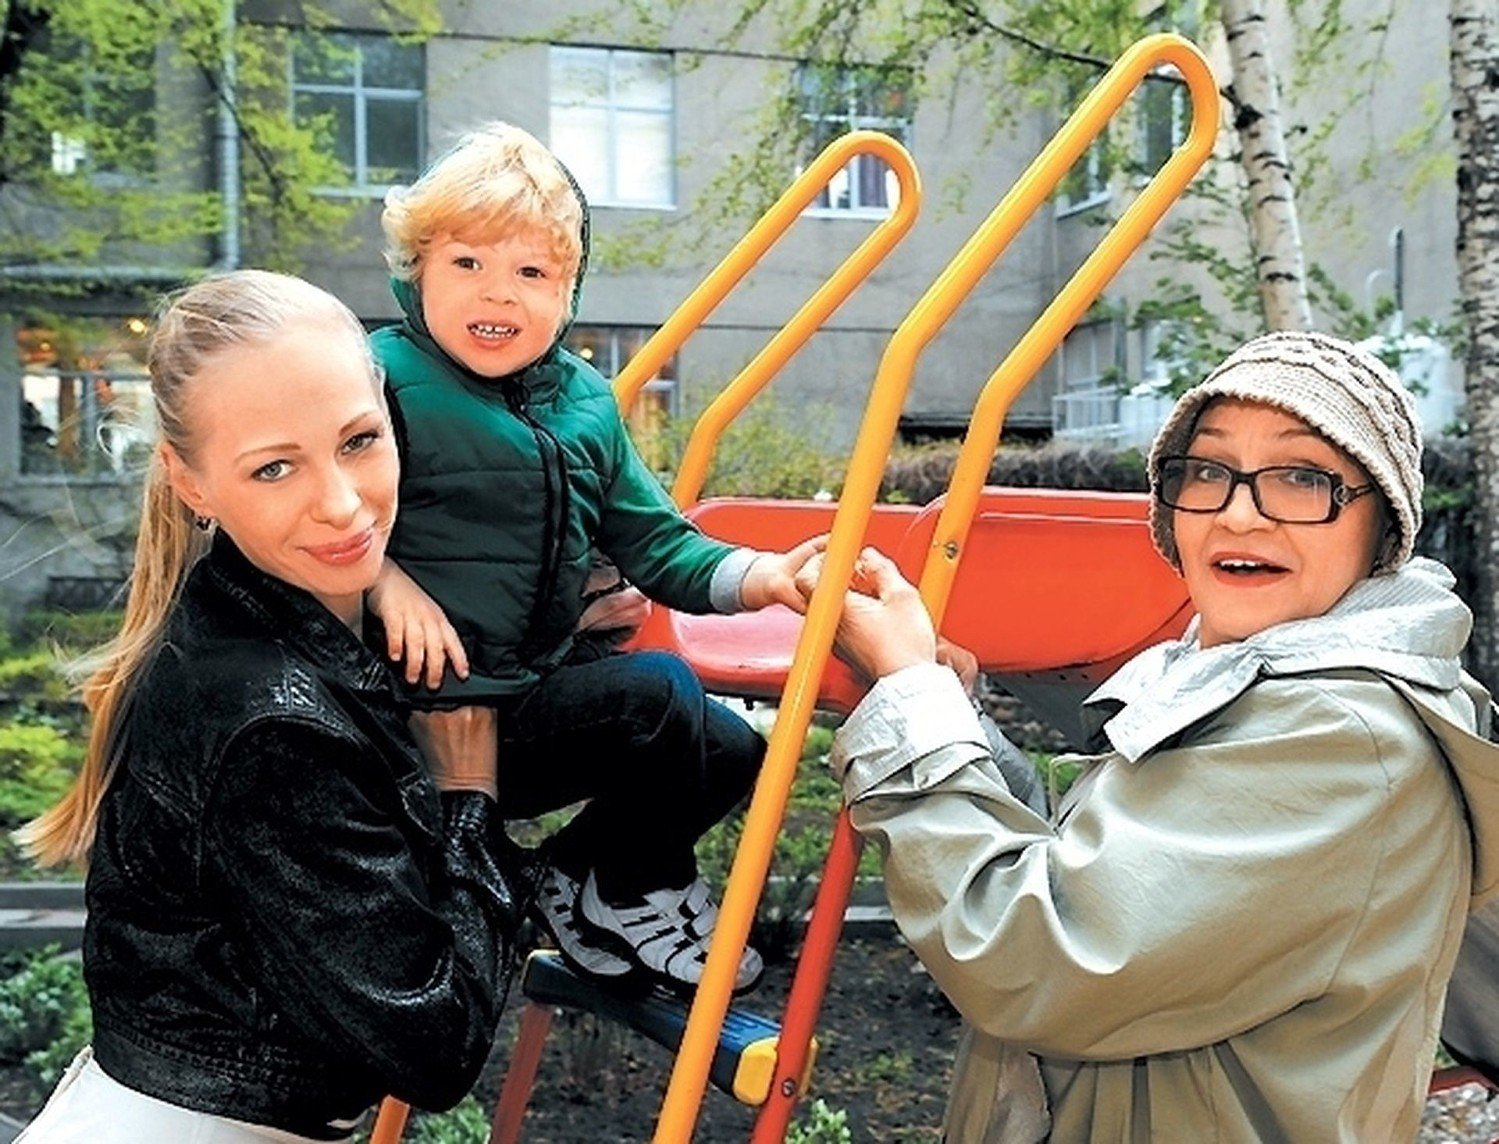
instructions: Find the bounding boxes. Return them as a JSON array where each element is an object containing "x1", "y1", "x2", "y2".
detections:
[
  {"x1": 644, "y1": 34, "x2": 1218, "y2": 1143},
  {"x1": 369, "y1": 30, "x2": 1222, "y2": 1143}
]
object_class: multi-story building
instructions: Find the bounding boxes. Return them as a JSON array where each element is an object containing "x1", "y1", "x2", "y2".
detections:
[{"x1": 0, "y1": 1, "x2": 1459, "y2": 624}]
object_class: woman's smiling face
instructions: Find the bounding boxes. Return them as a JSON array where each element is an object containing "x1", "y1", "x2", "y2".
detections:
[
  {"x1": 1172, "y1": 399, "x2": 1385, "y2": 648},
  {"x1": 163, "y1": 316, "x2": 399, "y2": 627}
]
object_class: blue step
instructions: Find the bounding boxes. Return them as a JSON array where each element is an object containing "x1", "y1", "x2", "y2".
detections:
[{"x1": 519, "y1": 950, "x2": 815, "y2": 1106}]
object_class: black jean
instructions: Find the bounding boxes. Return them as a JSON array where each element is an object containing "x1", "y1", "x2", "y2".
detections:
[{"x1": 494, "y1": 650, "x2": 765, "y2": 900}]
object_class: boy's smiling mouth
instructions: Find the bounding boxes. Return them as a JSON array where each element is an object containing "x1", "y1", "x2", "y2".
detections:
[{"x1": 469, "y1": 322, "x2": 519, "y2": 340}]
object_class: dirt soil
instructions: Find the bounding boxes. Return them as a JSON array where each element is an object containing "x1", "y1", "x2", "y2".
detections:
[
  {"x1": 449, "y1": 930, "x2": 1499, "y2": 1144},
  {"x1": 461, "y1": 933, "x2": 959, "y2": 1142}
]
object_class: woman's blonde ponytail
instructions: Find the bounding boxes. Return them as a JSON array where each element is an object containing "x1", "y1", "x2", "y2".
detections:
[
  {"x1": 14, "y1": 455, "x2": 207, "y2": 867},
  {"x1": 15, "y1": 270, "x2": 371, "y2": 869}
]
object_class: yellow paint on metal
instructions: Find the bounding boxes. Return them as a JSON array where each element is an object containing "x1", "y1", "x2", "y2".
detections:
[
  {"x1": 653, "y1": 34, "x2": 1220, "y2": 1143},
  {"x1": 914, "y1": 35, "x2": 1220, "y2": 627},
  {"x1": 732, "y1": 1034, "x2": 818, "y2": 1105},
  {"x1": 612, "y1": 131, "x2": 921, "y2": 510}
]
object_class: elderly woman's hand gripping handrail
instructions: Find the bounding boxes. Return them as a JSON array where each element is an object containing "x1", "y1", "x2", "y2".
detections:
[{"x1": 794, "y1": 547, "x2": 936, "y2": 685}]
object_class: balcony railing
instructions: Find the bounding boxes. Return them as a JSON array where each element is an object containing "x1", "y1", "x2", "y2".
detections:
[
  {"x1": 20, "y1": 369, "x2": 153, "y2": 478},
  {"x1": 1052, "y1": 385, "x2": 1122, "y2": 443},
  {"x1": 1053, "y1": 382, "x2": 1176, "y2": 450}
]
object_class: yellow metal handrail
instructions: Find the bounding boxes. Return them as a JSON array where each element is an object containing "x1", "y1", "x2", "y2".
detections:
[
  {"x1": 612, "y1": 131, "x2": 921, "y2": 509},
  {"x1": 914, "y1": 36, "x2": 1219, "y2": 626},
  {"x1": 654, "y1": 32, "x2": 1220, "y2": 1143}
]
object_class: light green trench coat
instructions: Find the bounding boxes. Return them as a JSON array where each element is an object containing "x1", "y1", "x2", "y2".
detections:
[{"x1": 834, "y1": 559, "x2": 1499, "y2": 1142}]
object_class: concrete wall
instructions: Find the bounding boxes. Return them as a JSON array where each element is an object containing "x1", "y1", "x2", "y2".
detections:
[
  {"x1": 0, "y1": 479, "x2": 137, "y2": 630},
  {"x1": 0, "y1": 0, "x2": 1465, "y2": 625}
]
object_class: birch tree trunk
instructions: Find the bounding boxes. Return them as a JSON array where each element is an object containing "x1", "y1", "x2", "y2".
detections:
[
  {"x1": 1451, "y1": 0, "x2": 1499, "y2": 688},
  {"x1": 1219, "y1": 0, "x2": 1313, "y2": 331}
]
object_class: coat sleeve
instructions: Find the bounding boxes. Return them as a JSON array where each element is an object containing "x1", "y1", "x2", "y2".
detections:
[
  {"x1": 592, "y1": 411, "x2": 735, "y2": 611},
  {"x1": 837, "y1": 666, "x2": 1461, "y2": 1060},
  {"x1": 202, "y1": 718, "x2": 520, "y2": 1111}
]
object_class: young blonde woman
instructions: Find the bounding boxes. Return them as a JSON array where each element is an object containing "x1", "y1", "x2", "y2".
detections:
[
  {"x1": 15, "y1": 270, "x2": 525, "y2": 1143},
  {"x1": 804, "y1": 331, "x2": 1499, "y2": 1142}
]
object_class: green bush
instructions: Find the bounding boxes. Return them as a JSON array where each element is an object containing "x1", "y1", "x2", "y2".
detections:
[
  {"x1": 881, "y1": 440, "x2": 1148, "y2": 506},
  {"x1": 384, "y1": 1097, "x2": 490, "y2": 1144},
  {"x1": 0, "y1": 721, "x2": 81, "y2": 826},
  {"x1": 0, "y1": 650, "x2": 69, "y2": 702},
  {"x1": 0, "y1": 948, "x2": 89, "y2": 1066},
  {"x1": 24, "y1": 992, "x2": 91, "y2": 1085},
  {"x1": 659, "y1": 396, "x2": 847, "y2": 499},
  {"x1": 16, "y1": 610, "x2": 123, "y2": 652},
  {"x1": 787, "y1": 1097, "x2": 853, "y2": 1144}
]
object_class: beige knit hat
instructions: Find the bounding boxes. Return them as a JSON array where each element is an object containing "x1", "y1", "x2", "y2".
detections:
[{"x1": 1147, "y1": 330, "x2": 1423, "y2": 576}]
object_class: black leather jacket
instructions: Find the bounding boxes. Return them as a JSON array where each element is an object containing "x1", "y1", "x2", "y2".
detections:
[{"x1": 84, "y1": 534, "x2": 524, "y2": 1139}]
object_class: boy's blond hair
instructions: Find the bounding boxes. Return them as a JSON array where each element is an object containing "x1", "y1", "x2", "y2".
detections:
[{"x1": 382, "y1": 122, "x2": 583, "y2": 285}]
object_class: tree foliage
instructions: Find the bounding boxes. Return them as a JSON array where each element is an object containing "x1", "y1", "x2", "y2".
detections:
[
  {"x1": 646, "y1": 0, "x2": 1424, "y2": 365},
  {"x1": 0, "y1": 0, "x2": 440, "y2": 281}
]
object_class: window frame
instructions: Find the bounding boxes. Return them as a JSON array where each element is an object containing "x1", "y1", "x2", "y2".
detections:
[
  {"x1": 796, "y1": 63, "x2": 912, "y2": 220},
  {"x1": 1055, "y1": 140, "x2": 1113, "y2": 217},
  {"x1": 1137, "y1": 1, "x2": 1199, "y2": 179},
  {"x1": 549, "y1": 45, "x2": 677, "y2": 211},
  {"x1": 1059, "y1": 316, "x2": 1125, "y2": 391},
  {"x1": 289, "y1": 31, "x2": 426, "y2": 197},
  {"x1": 44, "y1": 37, "x2": 158, "y2": 188},
  {"x1": 564, "y1": 323, "x2": 679, "y2": 413},
  {"x1": 16, "y1": 315, "x2": 155, "y2": 480}
]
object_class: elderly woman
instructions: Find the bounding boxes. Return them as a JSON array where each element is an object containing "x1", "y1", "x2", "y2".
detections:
[
  {"x1": 15, "y1": 271, "x2": 526, "y2": 1142},
  {"x1": 812, "y1": 331, "x2": 1499, "y2": 1142}
]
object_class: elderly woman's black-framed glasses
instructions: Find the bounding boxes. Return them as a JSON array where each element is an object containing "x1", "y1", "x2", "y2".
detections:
[{"x1": 1156, "y1": 455, "x2": 1377, "y2": 524}]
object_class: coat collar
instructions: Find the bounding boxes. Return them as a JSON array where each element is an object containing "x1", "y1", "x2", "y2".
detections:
[
  {"x1": 193, "y1": 531, "x2": 401, "y2": 706},
  {"x1": 1085, "y1": 557, "x2": 1474, "y2": 762}
]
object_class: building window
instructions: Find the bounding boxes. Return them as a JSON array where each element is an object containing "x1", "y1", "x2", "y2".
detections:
[
  {"x1": 1139, "y1": 318, "x2": 1190, "y2": 387},
  {"x1": 1052, "y1": 317, "x2": 1126, "y2": 441},
  {"x1": 1060, "y1": 318, "x2": 1124, "y2": 391},
  {"x1": 550, "y1": 47, "x2": 674, "y2": 209},
  {"x1": 566, "y1": 324, "x2": 677, "y2": 460},
  {"x1": 1139, "y1": 2, "x2": 1198, "y2": 173},
  {"x1": 45, "y1": 38, "x2": 157, "y2": 184},
  {"x1": 1139, "y1": 75, "x2": 1187, "y2": 174},
  {"x1": 797, "y1": 65, "x2": 911, "y2": 215},
  {"x1": 17, "y1": 317, "x2": 153, "y2": 477},
  {"x1": 1057, "y1": 76, "x2": 1112, "y2": 216},
  {"x1": 292, "y1": 32, "x2": 424, "y2": 192}
]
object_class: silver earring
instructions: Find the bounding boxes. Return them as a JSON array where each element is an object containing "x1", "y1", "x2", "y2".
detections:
[{"x1": 194, "y1": 514, "x2": 213, "y2": 532}]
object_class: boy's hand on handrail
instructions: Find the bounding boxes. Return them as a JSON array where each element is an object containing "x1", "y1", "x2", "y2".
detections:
[
  {"x1": 366, "y1": 558, "x2": 470, "y2": 689},
  {"x1": 792, "y1": 547, "x2": 937, "y2": 684},
  {"x1": 739, "y1": 535, "x2": 829, "y2": 612}
]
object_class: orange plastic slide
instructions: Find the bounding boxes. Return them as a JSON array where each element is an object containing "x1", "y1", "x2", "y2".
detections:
[{"x1": 627, "y1": 487, "x2": 1192, "y2": 740}]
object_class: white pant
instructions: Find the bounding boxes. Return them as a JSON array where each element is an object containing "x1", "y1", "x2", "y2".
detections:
[{"x1": 15, "y1": 1047, "x2": 351, "y2": 1143}]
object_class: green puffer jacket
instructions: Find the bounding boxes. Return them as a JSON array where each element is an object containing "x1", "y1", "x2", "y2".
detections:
[{"x1": 372, "y1": 275, "x2": 733, "y2": 704}]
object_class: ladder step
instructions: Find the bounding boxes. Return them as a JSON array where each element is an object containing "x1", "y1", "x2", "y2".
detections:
[{"x1": 519, "y1": 950, "x2": 815, "y2": 1106}]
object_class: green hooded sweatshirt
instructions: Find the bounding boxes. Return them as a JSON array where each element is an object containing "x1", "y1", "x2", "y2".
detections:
[{"x1": 370, "y1": 195, "x2": 732, "y2": 703}]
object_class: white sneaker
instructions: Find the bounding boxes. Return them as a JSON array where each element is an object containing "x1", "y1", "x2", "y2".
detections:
[
  {"x1": 578, "y1": 872, "x2": 764, "y2": 994},
  {"x1": 532, "y1": 866, "x2": 635, "y2": 981}
]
